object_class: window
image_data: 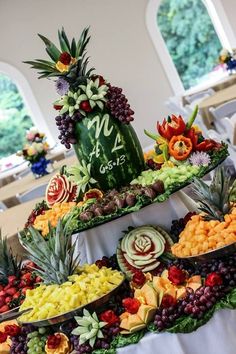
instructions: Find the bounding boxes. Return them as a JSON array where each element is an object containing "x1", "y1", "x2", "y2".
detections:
[
  {"x1": 0, "y1": 73, "x2": 33, "y2": 158},
  {"x1": 146, "y1": 0, "x2": 236, "y2": 93},
  {"x1": 0, "y1": 62, "x2": 55, "y2": 160}
]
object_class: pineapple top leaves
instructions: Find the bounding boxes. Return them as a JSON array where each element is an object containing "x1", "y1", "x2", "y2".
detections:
[
  {"x1": 0, "y1": 230, "x2": 22, "y2": 281},
  {"x1": 192, "y1": 166, "x2": 234, "y2": 221},
  {"x1": 22, "y1": 220, "x2": 80, "y2": 285},
  {"x1": 24, "y1": 27, "x2": 94, "y2": 81}
]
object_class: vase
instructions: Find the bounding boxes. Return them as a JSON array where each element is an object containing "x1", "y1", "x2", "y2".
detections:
[
  {"x1": 30, "y1": 157, "x2": 54, "y2": 179},
  {"x1": 73, "y1": 112, "x2": 145, "y2": 191}
]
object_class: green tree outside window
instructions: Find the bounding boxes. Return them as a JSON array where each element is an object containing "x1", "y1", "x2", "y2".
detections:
[
  {"x1": 157, "y1": 0, "x2": 222, "y2": 89},
  {"x1": 0, "y1": 74, "x2": 33, "y2": 159}
]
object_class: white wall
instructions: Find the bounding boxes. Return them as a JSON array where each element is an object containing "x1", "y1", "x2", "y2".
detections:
[
  {"x1": 0, "y1": 0, "x2": 236, "y2": 148},
  {"x1": 0, "y1": 0, "x2": 173, "y2": 148}
]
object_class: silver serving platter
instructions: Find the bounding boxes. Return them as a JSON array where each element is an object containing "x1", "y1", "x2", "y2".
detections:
[
  {"x1": 177, "y1": 242, "x2": 236, "y2": 263},
  {"x1": 18, "y1": 275, "x2": 124, "y2": 327}
]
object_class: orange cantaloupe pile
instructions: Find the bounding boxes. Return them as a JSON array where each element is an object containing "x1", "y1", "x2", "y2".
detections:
[
  {"x1": 171, "y1": 207, "x2": 236, "y2": 257},
  {"x1": 33, "y1": 202, "x2": 76, "y2": 236}
]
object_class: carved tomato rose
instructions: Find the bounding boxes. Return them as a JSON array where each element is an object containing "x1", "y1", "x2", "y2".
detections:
[
  {"x1": 122, "y1": 298, "x2": 141, "y2": 314},
  {"x1": 161, "y1": 294, "x2": 177, "y2": 308},
  {"x1": 4, "y1": 324, "x2": 21, "y2": 337},
  {"x1": 168, "y1": 266, "x2": 186, "y2": 285},
  {"x1": 0, "y1": 331, "x2": 7, "y2": 343},
  {"x1": 46, "y1": 174, "x2": 78, "y2": 207},
  {"x1": 205, "y1": 272, "x2": 223, "y2": 287},
  {"x1": 99, "y1": 310, "x2": 119, "y2": 326}
]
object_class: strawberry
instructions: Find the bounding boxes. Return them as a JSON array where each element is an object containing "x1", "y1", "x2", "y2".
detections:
[
  {"x1": 0, "y1": 285, "x2": 4, "y2": 291},
  {"x1": 35, "y1": 276, "x2": 42, "y2": 283},
  {"x1": 21, "y1": 286, "x2": 33, "y2": 295},
  {"x1": 7, "y1": 275, "x2": 17, "y2": 286},
  {"x1": 0, "y1": 290, "x2": 5, "y2": 297},
  {"x1": 5, "y1": 296, "x2": 12, "y2": 304},
  {"x1": 0, "y1": 296, "x2": 5, "y2": 307},
  {"x1": 20, "y1": 273, "x2": 32, "y2": 285},
  {"x1": 3, "y1": 284, "x2": 12, "y2": 291},
  {"x1": 12, "y1": 292, "x2": 20, "y2": 300},
  {"x1": 0, "y1": 305, "x2": 9, "y2": 313},
  {"x1": 5, "y1": 287, "x2": 17, "y2": 296}
]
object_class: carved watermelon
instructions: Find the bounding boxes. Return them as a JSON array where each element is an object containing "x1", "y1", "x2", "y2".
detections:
[
  {"x1": 73, "y1": 112, "x2": 145, "y2": 191},
  {"x1": 46, "y1": 174, "x2": 78, "y2": 207},
  {"x1": 117, "y1": 225, "x2": 173, "y2": 279}
]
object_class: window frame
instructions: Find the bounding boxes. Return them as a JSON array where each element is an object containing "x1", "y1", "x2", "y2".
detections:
[
  {"x1": 146, "y1": 0, "x2": 236, "y2": 94},
  {"x1": 0, "y1": 62, "x2": 55, "y2": 146}
]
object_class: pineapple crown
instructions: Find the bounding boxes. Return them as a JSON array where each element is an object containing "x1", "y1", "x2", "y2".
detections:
[
  {"x1": 0, "y1": 230, "x2": 22, "y2": 281},
  {"x1": 20, "y1": 220, "x2": 80, "y2": 285},
  {"x1": 24, "y1": 27, "x2": 94, "y2": 85},
  {"x1": 191, "y1": 166, "x2": 234, "y2": 221}
]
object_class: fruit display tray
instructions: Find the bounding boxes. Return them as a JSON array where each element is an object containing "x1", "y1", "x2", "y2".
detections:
[
  {"x1": 18, "y1": 275, "x2": 124, "y2": 327},
  {"x1": 70, "y1": 152, "x2": 228, "y2": 234},
  {"x1": 177, "y1": 242, "x2": 236, "y2": 263}
]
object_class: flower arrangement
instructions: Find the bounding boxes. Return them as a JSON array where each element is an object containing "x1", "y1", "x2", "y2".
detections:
[
  {"x1": 17, "y1": 127, "x2": 49, "y2": 164},
  {"x1": 17, "y1": 127, "x2": 51, "y2": 177},
  {"x1": 219, "y1": 48, "x2": 236, "y2": 73}
]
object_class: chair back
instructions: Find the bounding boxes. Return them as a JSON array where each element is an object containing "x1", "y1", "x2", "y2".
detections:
[
  {"x1": 210, "y1": 99, "x2": 236, "y2": 120},
  {"x1": 0, "y1": 201, "x2": 7, "y2": 212},
  {"x1": 185, "y1": 88, "x2": 215, "y2": 104},
  {"x1": 14, "y1": 167, "x2": 31, "y2": 180},
  {"x1": 16, "y1": 183, "x2": 48, "y2": 203}
]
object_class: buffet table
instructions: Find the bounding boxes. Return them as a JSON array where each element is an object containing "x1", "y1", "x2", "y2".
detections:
[
  {"x1": 0, "y1": 155, "x2": 77, "y2": 207},
  {"x1": 118, "y1": 309, "x2": 236, "y2": 354}
]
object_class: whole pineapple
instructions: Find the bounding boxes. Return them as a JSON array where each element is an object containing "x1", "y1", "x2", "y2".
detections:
[
  {"x1": 191, "y1": 166, "x2": 235, "y2": 221},
  {"x1": 21, "y1": 220, "x2": 80, "y2": 285},
  {"x1": 0, "y1": 231, "x2": 22, "y2": 283}
]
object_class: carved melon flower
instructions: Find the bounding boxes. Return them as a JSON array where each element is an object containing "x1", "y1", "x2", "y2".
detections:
[
  {"x1": 67, "y1": 160, "x2": 97, "y2": 194},
  {"x1": 72, "y1": 309, "x2": 107, "y2": 348},
  {"x1": 79, "y1": 78, "x2": 108, "y2": 111},
  {"x1": 58, "y1": 89, "x2": 87, "y2": 116}
]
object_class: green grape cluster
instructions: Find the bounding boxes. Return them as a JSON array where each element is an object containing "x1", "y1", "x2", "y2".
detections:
[{"x1": 27, "y1": 327, "x2": 48, "y2": 354}]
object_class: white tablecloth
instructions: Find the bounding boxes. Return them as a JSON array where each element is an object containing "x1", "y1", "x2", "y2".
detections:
[
  {"x1": 118, "y1": 309, "x2": 236, "y2": 354},
  {"x1": 75, "y1": 190, "x2": 198, "y2": 264}
]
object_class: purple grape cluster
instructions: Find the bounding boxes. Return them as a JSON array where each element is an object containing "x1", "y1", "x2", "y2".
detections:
[
  {"x1": 168, "y1": 258, "x2": 196, "y2": 276},
  {"x1": 106, "y1": 85, "x2": 134, "y2": 124},
  {"x1": 70, "y1": 336, "x2": 92, "y2": 354},
  {"x1": 10, "y1": 325, "x2": 34, "y2": 354},
  {"x1": 197, "y1": 255, "x2": 236, "y2": 286},
  {"x1": 153, "y1": 285, "x2": 226, "y2": 332},
  {"x1": 55, "y1": 112, "x2": 82, "y2": 149},
  {"x1": 170, "y1": 212, "x2": 196, "y2": 242}
]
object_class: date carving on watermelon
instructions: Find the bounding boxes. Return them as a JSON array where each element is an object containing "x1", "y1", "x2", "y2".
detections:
[
  {"x1": 73, "y1": 113, "x2": 145, "y2": 191},
  {"x1": 46, "y1": 174, "x2": 78, "y2": 207}
]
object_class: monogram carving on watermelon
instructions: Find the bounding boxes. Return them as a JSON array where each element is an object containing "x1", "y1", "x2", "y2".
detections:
[{"x1": 87, "y1": 114, "x2": 124, "y2": 161}]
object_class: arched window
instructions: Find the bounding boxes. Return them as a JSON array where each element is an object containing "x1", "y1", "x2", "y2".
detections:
[
  {"x1": 146, "y1": 0, "x2": 236, "y2": 93},
  {"x1": 0, "y1": 62, "x2": 55, "y2": 159}
]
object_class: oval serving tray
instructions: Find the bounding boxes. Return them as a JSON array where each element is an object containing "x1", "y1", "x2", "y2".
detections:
[
  {"x1": 18, "y1": 274, "x2": 124, "y2": 327},
  {"x1": 177, "y1": 242, "x2": 236, "y2": 263}
]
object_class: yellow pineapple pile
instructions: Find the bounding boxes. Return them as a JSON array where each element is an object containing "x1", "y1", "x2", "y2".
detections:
[{"x1": 19, "y1": 264, "x2": 123, "y2": 323}]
